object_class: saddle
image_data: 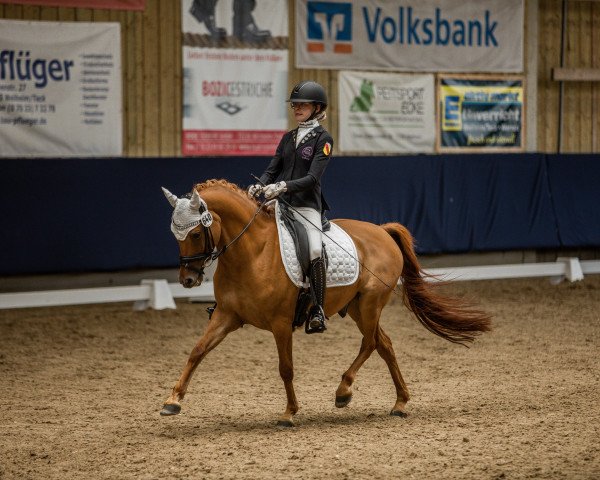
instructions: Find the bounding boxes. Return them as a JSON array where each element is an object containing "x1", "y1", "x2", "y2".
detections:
[
  {"x1": 278, "y1": 202, "x2": 327, "y2": 281},
  {"x1": 274, "y1": 201, "x2": 359, "y2": 330}
]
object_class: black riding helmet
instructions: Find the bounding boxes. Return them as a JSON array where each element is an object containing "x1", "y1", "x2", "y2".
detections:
[{"x1": 288, "y1": 80, "x2": 328, "y2": 111}]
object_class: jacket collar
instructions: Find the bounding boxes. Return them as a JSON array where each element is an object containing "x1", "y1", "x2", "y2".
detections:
[{"x1": 292, "y1": 125, "x2": 323, "y2": 147}]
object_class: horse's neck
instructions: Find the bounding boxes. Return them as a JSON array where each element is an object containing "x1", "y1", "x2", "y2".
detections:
[{"x1": 207, "y1": 191, "x2": 270, "y2": 260}]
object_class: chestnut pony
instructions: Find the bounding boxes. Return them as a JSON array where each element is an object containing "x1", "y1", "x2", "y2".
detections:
[{"x1": 160, "y1": 179, "x2": 491, "y2": 426}]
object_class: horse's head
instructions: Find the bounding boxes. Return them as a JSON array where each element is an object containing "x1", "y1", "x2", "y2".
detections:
[{"x1": 162, "y1": 187, "x2": 222, "y2": 288}]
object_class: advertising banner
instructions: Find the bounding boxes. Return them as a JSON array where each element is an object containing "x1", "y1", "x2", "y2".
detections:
[
  {"x1": 438, "y1": 76, "x2": 525, "y2": 151},
  {"x1": 0, "y1": 0, "x2": 146, "y2": 10},
  {"x1": 0, "y1": 20, "x2": 122, "y2": 157},
  {"x1": 296, "y1": 0, "x2": 523, "y2": 72},
  {"x1": 182, "y1": 0, "x2": 288, "y2": 156},
  {"x1": 338, "y1": 70, "x2": 434, "y2": 153}
]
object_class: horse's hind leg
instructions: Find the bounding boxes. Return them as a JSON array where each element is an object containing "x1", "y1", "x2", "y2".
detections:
[
  {"x1": 335, "y1": 295, "x2": 380, "y2": 408},
  {"x1": 376, "y1": 325, "x2": 410, "y2": 417}
]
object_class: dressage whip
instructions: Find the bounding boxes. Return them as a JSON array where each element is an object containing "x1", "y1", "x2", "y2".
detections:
[{"x1": 250, "y1": 174, "x2": 402, "y2": 296}]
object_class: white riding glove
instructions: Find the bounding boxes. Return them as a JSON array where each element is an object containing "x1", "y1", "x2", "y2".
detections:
[
  {"x1": 263, "y1": 181, "x2": 287, "y2": 199},
  {"x1": 248, "y1": 183, "x2": 263, "y2": 197}
]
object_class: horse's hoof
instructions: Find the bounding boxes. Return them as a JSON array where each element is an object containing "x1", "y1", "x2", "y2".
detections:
[
  {"x1": 276, "y1": 419, "x2": 294, "y2": 428},
  {"x1": 390, "y1": 409, "x2": 408, "y2": 418},
  {"x1": 335, "y1": 394, "x2": 352, "y2": 408},
  {"x1": 160, "y1": 403, "x2": 181, "y2": 416}
]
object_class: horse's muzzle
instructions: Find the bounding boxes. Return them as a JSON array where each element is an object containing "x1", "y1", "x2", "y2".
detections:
[{"x1": 179, "y1": 268, "x2": 204, "y2": 288}]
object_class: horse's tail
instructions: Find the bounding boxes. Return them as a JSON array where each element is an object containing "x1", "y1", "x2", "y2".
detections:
[{"x1": 381, "y1": 223, "x2": 492, "y2": 346}]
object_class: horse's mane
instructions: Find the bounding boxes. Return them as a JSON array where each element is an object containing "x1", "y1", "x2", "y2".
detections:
[
  {"x1": 194, "y1": 178, "x2": 246, "y2": 195},
  {"x1": 193, "y1": 179, "x2": 273, "y2": 217}
]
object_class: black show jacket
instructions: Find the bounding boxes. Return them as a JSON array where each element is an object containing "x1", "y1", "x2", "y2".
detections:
[{"x1": 259, "y1": 125, "x2": 333, "y2": 212}]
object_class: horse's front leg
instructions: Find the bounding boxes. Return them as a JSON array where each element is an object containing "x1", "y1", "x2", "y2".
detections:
[
  {"x1": 160, "y1": 310, "x2": 242, "y2": 416},
  {"x1": 272, "y1": 322, "x2": 298, "y2": 427}
]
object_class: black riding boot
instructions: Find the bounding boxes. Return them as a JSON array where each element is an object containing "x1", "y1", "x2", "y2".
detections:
[
  {"x1": 190, "y1": 0, "x2": 226, "y2": 39},
  {"x1": 306, "y1": 257, "x2": 327, "y2": 334},
  {"x1": 232, "y1": 0, "x2": 271, "y2": 43}
]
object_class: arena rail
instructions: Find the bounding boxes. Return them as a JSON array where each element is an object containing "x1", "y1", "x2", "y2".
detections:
[{"x1": 1, "y1": 258, "x2": 598, "y2": 311}]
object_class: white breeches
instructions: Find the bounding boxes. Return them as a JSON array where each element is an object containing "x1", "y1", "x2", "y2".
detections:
[{"x1": 292, "y1": 207, "x2": 323, "y2": 260}]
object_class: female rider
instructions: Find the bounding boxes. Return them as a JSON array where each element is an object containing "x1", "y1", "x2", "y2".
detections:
[{"x1": 248, "y1": 80, "x2": 334, "y2": 334}]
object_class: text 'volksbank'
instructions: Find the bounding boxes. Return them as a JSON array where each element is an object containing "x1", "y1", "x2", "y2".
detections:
[{"x1": 363, "y1": 7, "x2": 498, "y2": 46}]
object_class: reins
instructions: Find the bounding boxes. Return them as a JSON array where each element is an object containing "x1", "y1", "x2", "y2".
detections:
[{"x1": 180, "y1": 197, "x2": 267, "y2": 275}]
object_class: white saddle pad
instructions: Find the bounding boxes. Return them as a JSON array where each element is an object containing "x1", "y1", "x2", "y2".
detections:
[{"x1": 275, "y1": 201, "x2": 359, "y2": 288}]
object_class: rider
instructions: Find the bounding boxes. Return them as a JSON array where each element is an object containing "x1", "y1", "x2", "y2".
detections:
[{"x1": 248, "y1": 80, "x2": 333, "y2": 334}]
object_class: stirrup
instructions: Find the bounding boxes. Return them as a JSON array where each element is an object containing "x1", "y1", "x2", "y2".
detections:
[{"x1": 305, "y1": 307, "x2": 327, "y2": 334}]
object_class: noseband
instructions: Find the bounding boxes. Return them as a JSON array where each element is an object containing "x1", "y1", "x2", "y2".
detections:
[
  {"x1": 179, "y1": 197, "x2": 266, "y2": 276},
  {"x1": 179, "y1": 219, "x2": 218, "y2": 275}
]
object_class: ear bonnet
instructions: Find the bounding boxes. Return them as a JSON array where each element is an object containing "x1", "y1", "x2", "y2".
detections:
[{"x1": 162, "y1": 187, "x2": 213, "y2": 241}]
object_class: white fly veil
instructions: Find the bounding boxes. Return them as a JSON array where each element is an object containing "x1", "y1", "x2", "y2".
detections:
[{"x1": 162, "y1": 187, "x2": 213, "y2": 241}]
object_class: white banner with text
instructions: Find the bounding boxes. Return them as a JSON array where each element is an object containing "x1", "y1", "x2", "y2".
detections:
[
  {"x1": 182, "y1": 0, "x2": 288, "y2": 156},
  {"x1": 296, "y1": 0, "x2": 523, "y2": 72},
  {"x1": 0, "y1": 20, "x2": 122, "y2": 157},
  {"x1": 339, "y1": 71, "x2": 435, "y2": 153}
]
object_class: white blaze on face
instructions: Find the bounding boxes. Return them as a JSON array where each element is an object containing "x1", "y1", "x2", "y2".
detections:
[{"x1": 162, "y1": 187, "x2": 212, "y2": 241}]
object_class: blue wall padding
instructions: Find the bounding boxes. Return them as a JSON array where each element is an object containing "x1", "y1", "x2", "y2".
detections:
[
  {"x1": 545, "y1": 154, "x2": 600, "y2": 247},
  {"x1": 0, "y1": 153, "x2": 597, "y2": 275},
  {"x1": 324, "y1": 153, "x2": 560, "y2": 253}
]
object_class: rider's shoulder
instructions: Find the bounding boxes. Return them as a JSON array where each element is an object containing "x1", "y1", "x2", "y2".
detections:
[{"x1": 316, "y1": 126, "x2": 333, "y2": 141}]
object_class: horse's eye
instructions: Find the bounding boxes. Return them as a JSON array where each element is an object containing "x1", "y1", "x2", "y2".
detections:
[{"x1": 191, "y1": 232, "x2": 201, "y2": 240}]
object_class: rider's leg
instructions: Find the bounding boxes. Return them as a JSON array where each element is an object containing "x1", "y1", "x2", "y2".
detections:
[
  {"x1": 293, "y1": 207, "x2": 326, "y2": 333},
  {"x1": 307, "y1": 256, "x2": 327, "y2": 333}
]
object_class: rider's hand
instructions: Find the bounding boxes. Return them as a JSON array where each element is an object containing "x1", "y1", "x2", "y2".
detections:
[
  {"x1": 248, "y1": 183, "x2": 263, "y2": 197},
  {"x1": 263, "y1": 181, "x2": 287, "y2": 199}
]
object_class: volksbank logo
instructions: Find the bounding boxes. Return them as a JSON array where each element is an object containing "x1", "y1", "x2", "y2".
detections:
[
  {"x1": 305, "y1": 2, "x2": 500, "y2": 53},
  {"x1": 306, "y1": 1, "x2": 353, "y2": 54}
]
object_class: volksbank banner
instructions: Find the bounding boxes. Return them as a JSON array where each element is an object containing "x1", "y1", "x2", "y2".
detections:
[
  {"x1": 0, "y1": 20, "x2": 122, "y2": 157},
  {"x1": 339, "y1": 71, "x2": 434, "y2": 153},
  {"x1": 439, "y1": 77, "x2": 524, "y2": 151},
  {"x1": 296, "y1": 0, "x2": 523, "y2": 72}
]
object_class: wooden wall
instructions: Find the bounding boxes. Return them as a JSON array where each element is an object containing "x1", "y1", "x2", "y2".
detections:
[
  {"x1": 1, "y1": 0, "x2": 599, "y2": 155},
  {"x1": 538, "y1": 0, "x2": 600, "y2": 152}
]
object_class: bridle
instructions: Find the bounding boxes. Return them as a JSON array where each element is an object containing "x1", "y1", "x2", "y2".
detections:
[{"x1": 179, "y1": 197, "x2": 266, "y2": 276}]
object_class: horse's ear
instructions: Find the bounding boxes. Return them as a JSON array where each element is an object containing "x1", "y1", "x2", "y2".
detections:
[
  {"x1": 162, "y1": 187, "x2": 178, "y2": 208},
  {"x1": 190, "y1": 189, "x2": 202, "y2": 210}
]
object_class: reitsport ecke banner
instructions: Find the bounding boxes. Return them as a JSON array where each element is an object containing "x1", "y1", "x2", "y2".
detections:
[{"x1": 338, "y1": 70, "x2": 435, "y2": 153}]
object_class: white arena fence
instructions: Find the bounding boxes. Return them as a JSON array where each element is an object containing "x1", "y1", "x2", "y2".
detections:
[{"x1": 1, "y1": 258, "x2": 599, "y2": 311}]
